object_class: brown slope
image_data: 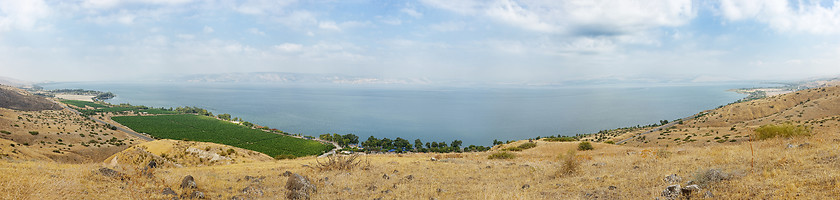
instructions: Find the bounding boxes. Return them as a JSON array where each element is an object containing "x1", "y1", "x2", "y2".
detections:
[{"x1": 0, "y1": 85, "x2": 60, "y2": 111}]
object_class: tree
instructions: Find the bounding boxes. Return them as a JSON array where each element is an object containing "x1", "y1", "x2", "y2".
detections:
[
  {"x1": 217, "y1": 113, "x2": 231, "y2": 121},
  {"x1": 431, "y1": 142, "x2": 438, "y2": 148},
  {"x1": 493, "y1": 139, "x2": 503, "y2": 146},
  {"x1": 381, "y1": 138, "x2": 393, "y2": 150},
  {"x1": 343, "y1": 134, "x2": 359, "y2": 145},
  {"x1": 425, "y1": 142, "x2": 430, "y2": 149},
  {"x1": 414, "y1": 139, "x2": 423, "y2": 151},
  {"x1": 450, "y1": 140, "x2": 462, "y2": 150},
  {"x1": 319, "y1": 134, "x2": 332, "y2": 141}
]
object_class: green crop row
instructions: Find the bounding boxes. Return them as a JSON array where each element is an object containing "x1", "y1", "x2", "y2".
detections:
[{"x1": 111, "y1": 114, "x2": 332, "y2": 157}]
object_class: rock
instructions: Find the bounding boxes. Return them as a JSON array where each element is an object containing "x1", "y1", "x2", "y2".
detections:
[
  {"x1": 162, "y1": 187, "x2": 177, "y2": 196},
  {"x1": 367, "y1": 185, "x2": 377, "y2": 191},
  {"x1": 592, "y1": 162, "x2": 606, "y2": 167},
  {"x1": 242, "y1": 186, "x2": 264, "y2": 196},
  {"x1": 663, "y1": 174, "x2": 682, "y2": 184},
  {"x1": 98, "y1": 167, "x2": 126, "y2": 180},
  {"x1": 681, "y1": 184, "x2": 700, "y2": 196},
  {"x1": 633, "y1": 166, "x2": 640, "y2": 169},
  {"x1": 282, "y1": 171, "x2": 293, "y2": 177},
  {"x1": 521, "y1": 184, "x2": 530, "y2": 189},
  {"x1": 180, "y1": 190, "x2": 205, "y2": 199},
  {"x1": 148, "y1": 160, "x2": 158, "y2": 168},
  {"x1": 694, "y1": 169, "x2": 729, "y2": 186},
  {"x1": 393, "y1": 170, "x2": 399, "y2": 173},
  {"x1": 382, "y1": 174, "x2": 390, "y2": 179},
  {"x1": 437, "y1": 188, "x2": 446, "y2": 193},
  {"x1": 286, "y1": 173, "x2": 316, "y2": 200},
  {"x1": 381, "y1": 189, "x2": 391, "y2": 194},
  {"x1": 661, "y1": 184, "x2": 681, "y2": 200},
  {"x1": 430, "y1": 157, "x2": 437, "y2": 161},
  {"x1": 485, "y1": 166, "x2": 491, "y2": 169},
  {"x1": 608, "y1": 186, "x2": 617, "y2": 190},
  {"x1": 704, "y1": 191, "x2": 714, "y2": 198},
  {"x1": 181, "y1": 175, "x2": 197, "y2": 189},
  {"x1": 787, "y1": 143, "x2": 796, "y2": 148},
  {"x1": 405, "y1": 175, "x2": 414, "y2": 180}
]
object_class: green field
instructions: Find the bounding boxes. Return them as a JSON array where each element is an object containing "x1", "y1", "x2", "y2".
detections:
[
  {"x1": 111, "y1": 114, "x2": 332, "y2": 157},
  {"x1": 60, "y1": 100, "x2": 108, "y2": 108}
]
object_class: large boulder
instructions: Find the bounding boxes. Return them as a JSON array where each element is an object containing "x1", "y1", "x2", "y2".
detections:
[
  {"x1": 286, "y1": 173, "x2": 316, "y2": 200},
  {"x1": 181, "y1": 175, "x2": 197, "y2": 189}
]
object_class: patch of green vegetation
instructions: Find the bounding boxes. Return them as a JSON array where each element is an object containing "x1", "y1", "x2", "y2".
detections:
[
  {"x1": 112, "y1": 114, "x2": 332, "y2": 157},
  {"x1": 504, "y1": 142, "x2": 537, "y2": 151},
  {"x1": 487, "y1": 152, "x2": 516, "y2": 159},
  {"x1": 28, "y1": 131, "x2": 39, "y2": 135},
  {"x1": 0, "y1": 130, "x2": 10, "y2": 135},
  {"x1": 754, "y1": 123, "x2": 810, "y2": 140},
  {"x1": 60, "y1": 100, "x2": 107, "y2": 108},
  {"x1": 544, "y1": 136, "x2": 577, "y2": 142},
  {"x1": 577, "y1": 141, "x2": 594, "y2": 151}
]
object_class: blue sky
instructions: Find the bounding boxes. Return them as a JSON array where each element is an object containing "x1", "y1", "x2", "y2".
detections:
[{"x1": 2, "y1": 0, "x2": 840, "y2": 84}]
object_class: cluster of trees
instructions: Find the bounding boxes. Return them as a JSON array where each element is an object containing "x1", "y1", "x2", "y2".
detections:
[
  {"x1": 94, "y1": 92, "x2": 115, "y2": 100},
  {"x1": 319, "y1": 133, "x2": 359, "y2": 147},
  {"x1": 175, "y1": 106, "x2": 213, "y2": 116},
  {"x1": 360, "y1": 136, "x2": 489, "y2": 153}
]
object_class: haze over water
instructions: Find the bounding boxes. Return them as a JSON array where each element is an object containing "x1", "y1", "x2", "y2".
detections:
[{"x1": 44, "y1": 82, "x2": 750, "y2": 146}]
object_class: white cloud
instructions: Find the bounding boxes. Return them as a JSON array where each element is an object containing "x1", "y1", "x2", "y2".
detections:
[
  {"x1": 719, "y1": 0, "x2": 840, "y2": 34},
  {"x1": 0, "y1": 0, "x2": 51, "y2": 32},
  {"x1": 248, "y1": 28, "x2": 266, "y2": 36},
  {"x1": 381, "y1": 18, "x2": 402, "y2": 25},
  {"x1": 421, "y1": 0, "x2": 695, "y2": 35},
  {"x1": 401, "y1": 8, "x2": 423, "y2": 18},
  {"x1": 274, "y1": 43, "x2": 302, "y2": 52},
  {"x1": 82, "y1": 0, "x2": 195, "y2": 10},
  {"x1": 232, "y1": 0, "x2": 296, "y2": 15},
  {"x1": 318, "y1": 21, "x2": 340, "y2": 31},
  {"x1": 428, "y1": 21, "x2": 466, "y2": 32},
  {"x1": 176, "y1": 34, "x2": 195, "y2": 40},
  {"x1": 203, "y1": 26, "x2": 214, "y2": 33}
]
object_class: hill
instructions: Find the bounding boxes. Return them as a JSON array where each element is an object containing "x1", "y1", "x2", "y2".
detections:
[
  {"x1": 0, "y1": 85, "x2": 61, "y2": 111},
  {"x1": 1, "y1": 83, "x2": 840, "y2": 199}
]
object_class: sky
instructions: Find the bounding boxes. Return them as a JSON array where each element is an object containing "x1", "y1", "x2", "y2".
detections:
[{"x1": 2, "y1": 0, "x2": 840, "y2": 84}]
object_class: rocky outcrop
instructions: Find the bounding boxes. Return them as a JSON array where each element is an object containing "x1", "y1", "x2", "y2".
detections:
[{"x1": 286, "y1": 173, "x2": 316, "y2": 200}]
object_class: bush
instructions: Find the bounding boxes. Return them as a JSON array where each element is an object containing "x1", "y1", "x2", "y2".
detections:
[
  {"x1": 504, "y1": 142, "x2": 537, "y2": 151},
  {"x1": 487, "y1": 152, "x2": 516, "y2": 159},
  {"x1": 604, "y1": 141, "x2": 615, "y2": 144},
  {"x1": 545, "y1": 137, "x2": 577, "y2": 142},
  {"x1": 29, "y1": 131, "x2": 39, "y2": 135},
  {"x1": 578, "y1": 142, "x2": 594, "y2": 151},
  {"x1": 754, "y1": 123, "x2": 810, "y2": 140},
  {"x1": 558, "y1": 149, "x2": 580, "y2": 176},
  {"x1": 0, "y1": 130, "x2": 10, "y2": 134},
  {"x1": 314, "y1": 154, "x2": 366, "y2": 171}
]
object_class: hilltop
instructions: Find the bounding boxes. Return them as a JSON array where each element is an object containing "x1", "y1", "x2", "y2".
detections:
[{"x1": 1, "y1": 82, "x2": 839, "y2": 199}]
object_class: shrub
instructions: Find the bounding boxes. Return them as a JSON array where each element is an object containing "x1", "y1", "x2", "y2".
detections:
[
  {"x1": 313, "y1": 154, "x2": 366, "y2": 171},
  {"x1": 0, "y1": 130, "x2": 10, "y2": 134},
  {"x1": 227, "y1": 148, "x2": 235, "y2": 155},
  {"x1": 518, "y1": 142, "x2": 537, "y2": 149},
  {"x1": 29, "y1": 131, "x2": 39, "y2": 135},
  {"x1": 578, "y1": 142, "x2": 594, "y2": 151},
  {"x1": 487, "y1": 152, "x2": 516, "y2": 159},
  {"x1": 545, "y1": 137, "x2": 577, "y2": 142},
  {"x1": 691, "y1": 169, "x2": 731, "y2": 187},
  {"x1": 754, "y1": 123, "x2": 810, "y2": 140},
  {"x1": 604, "y1": 141, "x2": 615, "y2": 144},
  {"x1": 558, "y1": 149, "x2": 580, "y2": 176}
]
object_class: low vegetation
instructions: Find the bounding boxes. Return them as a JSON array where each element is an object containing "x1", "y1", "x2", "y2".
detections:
[
  {"x1": 313, "y1": 154, "x2": 365, "y2": 171},
  {"x1": 487, "y1": 151, "x2": 515, "y2": 159},
  {"x1": 112, "y1": 114, "x2": 332, "y2": 157},
  {"x1": 504, "y1": 142, "x2": 536, "y2": 151},
  {"x1": 577, "y1": 141, "x2": 593, "y2": 151},
  {"x1": 754, "y1": 123, "x2": 810, "y2": 140}
]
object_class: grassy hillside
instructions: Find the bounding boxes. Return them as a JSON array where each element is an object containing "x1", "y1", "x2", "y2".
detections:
[{"x1": 111, "y1": 114, "x2": 332, "y2": 157}]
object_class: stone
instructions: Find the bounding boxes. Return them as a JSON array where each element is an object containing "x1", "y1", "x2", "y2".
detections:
[
  {"x1": 286, "y1": 173, "x2": 316, "y2": 200},
  {"x1": 664, "y1": 174, "x2": 682, "y2": 184},
  {"x1": 608, "y1": 186, "x2": 617, "y2": 190},
  {"x1": 661, "y1": 184, "x2": 681, "y2": 200},
  {"x1": 681, "y1": 184, "x2": 700, "y2": 196},
  {"x1": 368, "y1": 185, "x2": 377, "y2": 191},
  {"x1": 382, "y1": 174, "x2": 390, "y2": 179},
  {"x1": 162, "y1": 187, "x2": 177, "y2": 196},
  {"x1": 787, "y1": 143, "x2": 796, "y2": 148},
  {"x1": 592, "y1": 162, "x2": 606, "y2": 167},
  {"x1": 181, "y1": 175, "x2": 197, "y2": 189},
  {"x1": 430, "y1": 157, "x2": 437, "y2": 161},
  {"x1": 180, "y1": 190, "x2": 205, "y2": 199},
  {"x1": 437, "y1": 188, "x2": 446, "y2": 193},
  {"x1": 147, "y1": 160, "x2": 158, "y2": 168},
  {"x1": 405, "y1": 175, "x2": 414, "y2": 180},
  {"x1": 98, "y1": 167, "x2": 126, "y2": 180},
  {"x1": 241, "y1": 186, "x2": 264, "y2": 196},
  {"x1": 704, "y1": 191, "x2": 714, "y2": 198},
  {"x1": 521, "y1": 184, "x2": 530, "y2": 189},
  {"x1": 282, "y1": 171, "x2": 293, "y2": 177}
]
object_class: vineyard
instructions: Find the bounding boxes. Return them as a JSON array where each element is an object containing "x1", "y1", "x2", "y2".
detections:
[{"x1": 111, "y1": 114, "x2": 332, "y2": 157}]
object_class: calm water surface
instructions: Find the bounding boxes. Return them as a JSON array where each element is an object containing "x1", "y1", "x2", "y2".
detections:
[{"x1": 43, "y1": 82, "x2": 751, "y2": 146}]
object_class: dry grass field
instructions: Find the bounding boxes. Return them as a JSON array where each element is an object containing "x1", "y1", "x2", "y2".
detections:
[{"x1": 1, "y1": 84, "x2": 839, "y2": 199}]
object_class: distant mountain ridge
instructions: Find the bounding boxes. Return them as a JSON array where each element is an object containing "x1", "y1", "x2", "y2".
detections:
[{"x1": 179, "y1": 72, "x2": 432, "y2": 85}]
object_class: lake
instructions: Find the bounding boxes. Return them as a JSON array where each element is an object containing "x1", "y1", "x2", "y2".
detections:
[{"x1": 42, "y1": 82, "x2": 751, "y2": 146}]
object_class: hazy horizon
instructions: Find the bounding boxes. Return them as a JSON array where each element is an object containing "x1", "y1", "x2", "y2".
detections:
[{"x1": 3, "y1": 0, "x2": 840, "y2": 84}]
